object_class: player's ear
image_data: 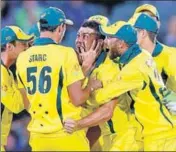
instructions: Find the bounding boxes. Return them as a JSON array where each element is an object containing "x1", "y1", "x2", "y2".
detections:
[
  {"x1": 6, "y1": 43, "x2": 15, "y2": 52},
  {"x1": 56, "y1": 23, "x2": 65, "y2": 35},
  {"x1": 143, "y1": 30, "x2": 148, "y2": 39}
]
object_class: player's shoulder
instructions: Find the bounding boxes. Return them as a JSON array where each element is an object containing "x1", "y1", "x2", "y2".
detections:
[
  {"x1": 104, "y1": 55, "x2": 118, "y2": 70},
  {"x1": 54, "y1": 44, "x2": 74, "y2": 51},
  {"x1": 130, "y1": 48, "x2": 151, "y2": 65},
  {"x1": 132, "y1": 49, "x2": 154, "y2": 72},
  {"x1": 159, "y1": 43, "x2": 174, "y2": 54},
  {"x1": 52, "y1": 44, "x2": 76, "y2": 56},
  {"x1": 1, "y1": 64, "x2": 12, "y2": 81},
  {"x1": 1, "y1": 64, "x2": 8, "y2": 75}
]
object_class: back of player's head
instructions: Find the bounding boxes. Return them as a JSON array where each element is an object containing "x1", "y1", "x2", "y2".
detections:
[
  {"x1": 129, "y1": 13, "x2": 158, "y2": 34},
  {"x1": 81, "y1": 20, "x2": 105, "y2": 40},
  {"x1": 129, "y1": 13, "x2": 158, "y2": 43},
  {"x1": 39, "y1": 7, "x2": 73, "y2": 32}
]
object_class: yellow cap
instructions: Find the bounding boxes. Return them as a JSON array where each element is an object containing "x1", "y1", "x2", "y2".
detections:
[
  {"x1": 134, "y1": 4, "x2": 160, "y2": 20},
  {"x1": 88, "y1": 15, "x2": 110, "y2": 26},
  {"x1": 1, "y1": 26, "x2": 33, "y2": 45}
]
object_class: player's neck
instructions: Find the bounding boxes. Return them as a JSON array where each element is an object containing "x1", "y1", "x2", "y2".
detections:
[
  {"x1": 1, "y1": 53, "x2": 14, "y2": 68},
  {"x1": 40, "y1": 32, "x2": 58, "y2": 44},
  {"x1": 141, "y1": 40, "x2": 156, "y2": 55}
]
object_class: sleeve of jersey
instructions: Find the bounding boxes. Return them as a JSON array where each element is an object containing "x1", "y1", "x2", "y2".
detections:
[
  {"x1": 94, "y1": 69, "x2": 144, "y2": 104},
  {"x1": 1, "y1": 71, "x2": 24, "y2": 113},
  {"x1": 165, "y1": 52, "x2": 176, "y2": 92},
  {"x1": 64, "y1": 48, "x2": 85, "y2": 86}
]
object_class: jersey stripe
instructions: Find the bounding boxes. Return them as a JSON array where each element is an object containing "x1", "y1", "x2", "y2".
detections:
[
  {"x1": 17, "y1": 73, "x2": 26, "y2": 89},
  {"x1": 56, "y1": 67, "x2": 64, "y2": 124},
  {"x1": 107, "y1": 119, "x2": 115, "y2": 133},
  {"x1": 148, "y1": 77, "x2": 173, "y2": 128},
  {"x1": 161, "y1": 68, "x2": 168, "y2": 84},
  {"x1": 1, "y1": 103, "x2": 5, "y2": 119}
]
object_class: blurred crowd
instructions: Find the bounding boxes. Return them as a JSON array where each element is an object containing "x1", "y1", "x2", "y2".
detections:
[{"x1": 1, "y1": 0, "x2": 176, "y2": 151}]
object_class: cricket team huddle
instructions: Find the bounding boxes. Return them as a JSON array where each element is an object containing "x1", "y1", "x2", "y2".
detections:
[{"x1": 1, "y1": 3, "x2": 176, "y2": 151}]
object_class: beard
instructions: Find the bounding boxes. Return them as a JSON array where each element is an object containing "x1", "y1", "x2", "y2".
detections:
[{"x1": 109, "y1": 49, "x2": 121, "y2": 59}]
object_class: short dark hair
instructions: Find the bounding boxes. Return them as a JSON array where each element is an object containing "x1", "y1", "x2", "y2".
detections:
[
  {"x1": 81, "y1": 20, "x2": 105, "y2": 40},
  {"x1": 1, "y1": 41, "x2": 16, "y2": 52},
  {"x1": 39, "y1": 19, "x2": 58, "y2": 32}
]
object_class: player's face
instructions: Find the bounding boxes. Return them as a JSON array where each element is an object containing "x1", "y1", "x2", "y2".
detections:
[
  {"x1": 76, "y1": 27, "x2": 98, "y2": 52},
  {"x1": 136, "y1": 28, "x2": 146, "y2": 46},
  {"x1": 10, "y1": 41, "x2": 29, "y2": 59},
  {"x1": 107, "y1": 37, "x2": 123, "y2": 59}
]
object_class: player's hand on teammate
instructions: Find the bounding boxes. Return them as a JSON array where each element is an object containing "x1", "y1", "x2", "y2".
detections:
[
  {"x1": 64, "y1": 118, "x2": 78, "y2": 134},
  {"x1": 88, "y1": 75, "x2": 103, "y2": 91}
]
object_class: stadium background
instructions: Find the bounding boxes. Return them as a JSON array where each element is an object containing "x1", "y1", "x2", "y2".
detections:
[{"x1": 1, "y1": 0, "x2": 176, "y2": 151}]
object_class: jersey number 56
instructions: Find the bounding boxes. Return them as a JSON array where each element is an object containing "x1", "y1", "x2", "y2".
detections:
[{"x1": 27, "y1": 66, "x2": 52, "y2": 95}]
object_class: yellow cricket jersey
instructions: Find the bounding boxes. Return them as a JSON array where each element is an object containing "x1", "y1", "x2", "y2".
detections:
[
  {"x1": 1, "y1": 62, "x2": 24, "y2": 145},
  {"x1": 152, "y1": 42, "x2": 176, "y2": 92},
  {"x1": 16, "y1": 38, "x2": 84, "y2": 134},
  {"x1": 94, "y1": 44, "x2": 175, "y2": 136},
  {"x1": 82, "y1": 51, "x2": 132, "y2": 136}
]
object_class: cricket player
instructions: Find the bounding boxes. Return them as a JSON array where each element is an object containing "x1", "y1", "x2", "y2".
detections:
[
  {"x1": 1, "y1": 26, "x2": 33, "y2": 151},
  {"x1": 93, "y1": 20, "x2": 176, "y2": 151},
  {"x1": 64, "y1": 19, "x2": 142, "y2": 151},
  {"x1": 129, "y1": 8, "x2": 176, "y2": 117},
  {"x1": 16, "y1": 7, "x2": 101, "y2": 151},
  {"x1": 133, "y1": 4, "x2": 176, "y2": 92}
]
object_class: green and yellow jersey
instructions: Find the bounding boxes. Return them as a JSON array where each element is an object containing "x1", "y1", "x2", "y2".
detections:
[
  {"x1": 16, "y1": 38, "x2": 84, "y2": 134},
  {"x1": 94, "y1": 44, "x2": 175, "y2": 136},
  {"x1": 152, "y1": 42, "x2": 176, "y2": 92},
  {"x1": 81, "y1": 51, "x2": 132, "y2": 136},
  {"x1": 1, "y1": 62, "x2": 24, "y2": 145}
]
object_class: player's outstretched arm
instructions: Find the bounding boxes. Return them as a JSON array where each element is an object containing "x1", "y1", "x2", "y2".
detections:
[
  {"x1": 67, "y1": 76, "x2": 102, "y2": 107},
  {"x1": 64, "y1": 99, "x2": 117, "y2": 133}
]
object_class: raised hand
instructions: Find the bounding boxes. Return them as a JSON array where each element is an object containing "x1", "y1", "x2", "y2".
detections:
[{"x1": 88, "y1": 75, "x2": 103, "y2": 91}]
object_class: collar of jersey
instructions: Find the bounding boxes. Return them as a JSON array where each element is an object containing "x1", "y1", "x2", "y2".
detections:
[
  {"x1": 87, "y1": 50, "x2": 107, "y2": 76},
  {"x1": 33, "y1": 38, "x2": 56, "y2": 46},
  {"x1": 1, "y1": 59, "x2": 10, "y2": 75},
  {"x1": 119, "y1": 44, "x2": 141, "y2": 64},
  {"x1": 152, "y1": 41, "x2": 163, "y2": 57}
]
